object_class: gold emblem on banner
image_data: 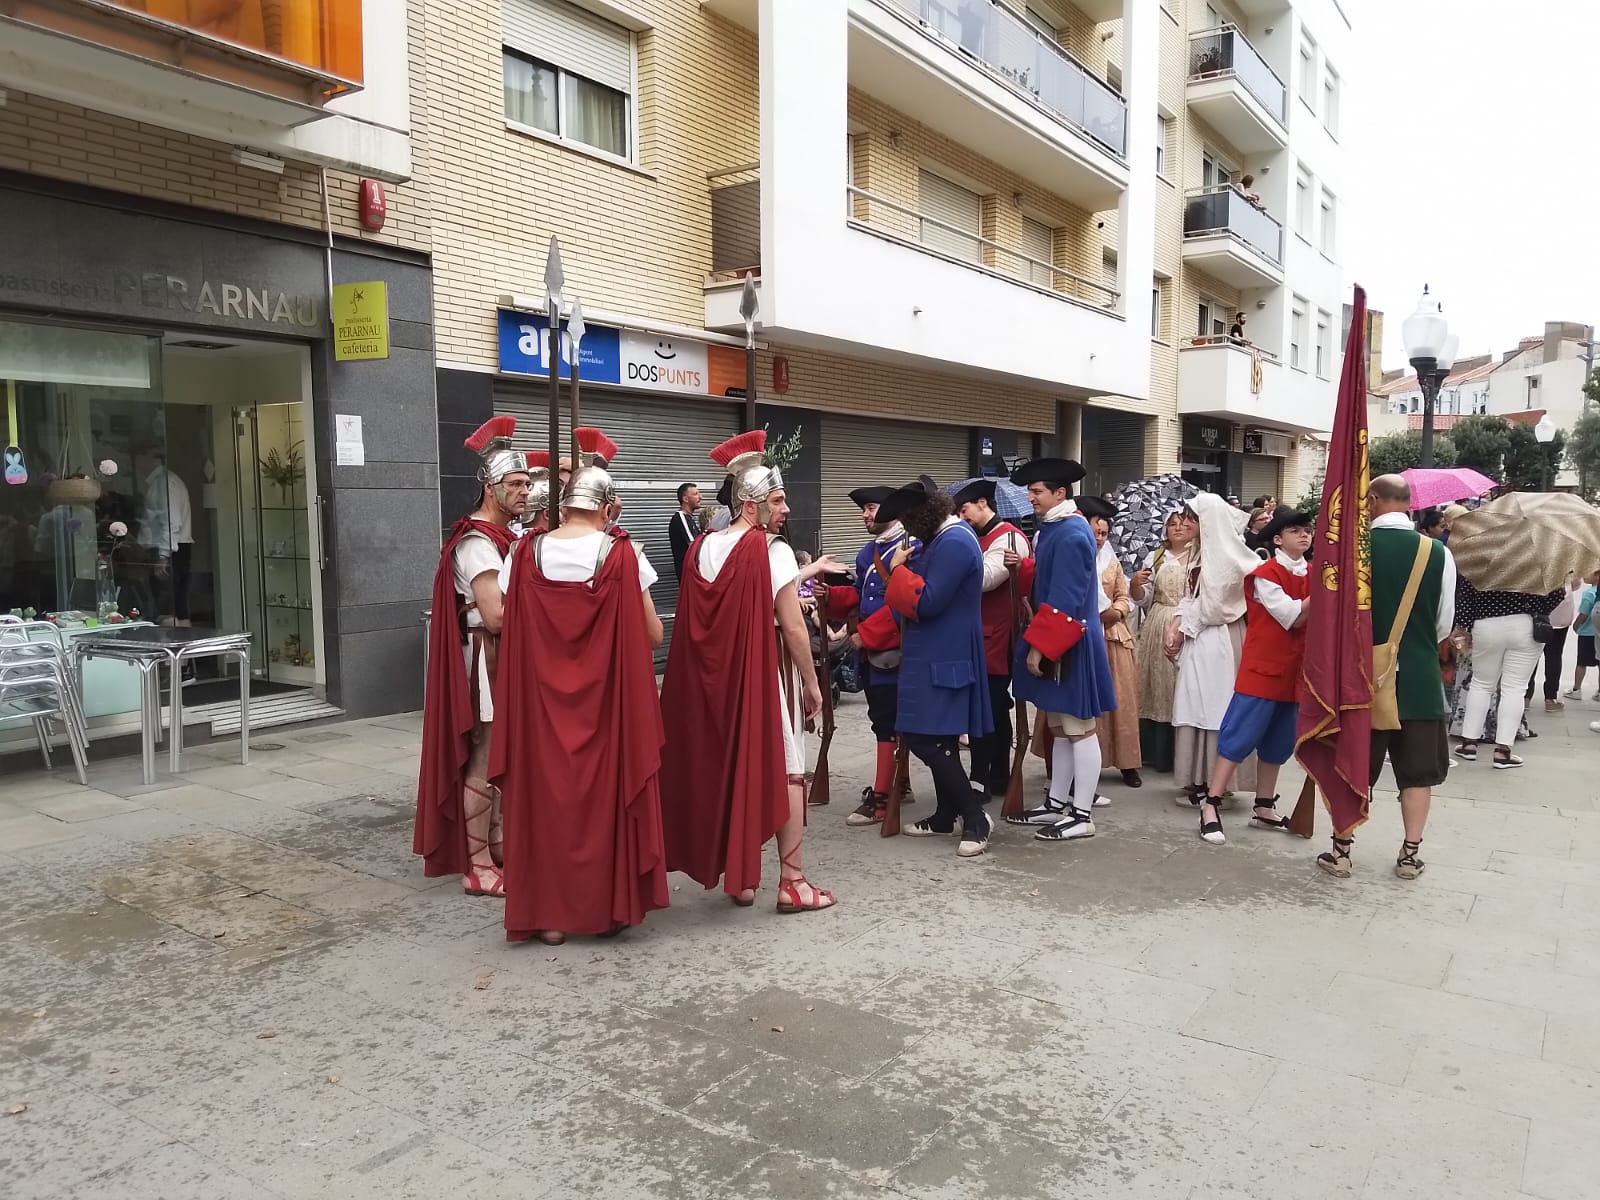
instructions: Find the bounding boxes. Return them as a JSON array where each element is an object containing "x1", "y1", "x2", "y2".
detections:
[{"x1": 1354, "y1": 430, "x2": 1372, "y2": 611}]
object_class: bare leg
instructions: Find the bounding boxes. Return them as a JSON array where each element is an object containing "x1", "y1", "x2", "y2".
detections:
[
  {"x1": 1253, "y1": 760, "x2": 1283, "y2": 806},
  {"x1": 462, "y1": 725, "x2": 504, "y2": 896},
  {"x1": 775, "y1": 778, "x2": 835, "y2": 910},
  {"x1": 1206, "y1": 757, "x2": 1241, "y2": 799},
  {"x1": 1399, "y1": 786, "x2": 1430, "y2": 842},
  {"x1": 1575, "y1": 666, "x2": 1588, "y2": 691}
]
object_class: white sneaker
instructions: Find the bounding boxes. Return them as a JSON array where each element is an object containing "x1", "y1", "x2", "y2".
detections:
[
  {"x1": 1589, "y1": 721, "x2": 1600, "y2": 734},
  {"x1": 1092, "y1": 794, "x2": 1111, "y2": 808},
  {"x1": 1566, "y1": 689, "x2": 1583, "y2": 700}
]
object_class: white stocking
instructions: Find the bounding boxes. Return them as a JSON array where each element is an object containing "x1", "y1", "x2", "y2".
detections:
[
  {"x1": 1048, "y1": 736, "x2": 1076, "y2": 806},
  {"x1": 1071, "y1": 735, "x2": 1102, "y2": 811}
]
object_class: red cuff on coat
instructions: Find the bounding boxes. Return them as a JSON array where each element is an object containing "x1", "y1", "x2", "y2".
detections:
[
  {"x1": 1024, "y1": 605, "x2": 1083, "y2": 660},
  {"x1": 885, "y1": 567, "x2": 925, "y2": 619},
  {"x1": 857, "y1": 604, "x2": 901, "y2": 652},
  {"x1": 825, "y1": 585, "x2": 860, "y2": 621},
  {"x1": 1017, "y1": 557, "x2": 1036, "y2": 596}
]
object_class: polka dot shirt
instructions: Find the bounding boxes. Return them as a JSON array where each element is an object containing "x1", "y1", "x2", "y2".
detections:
[{"x1": 1456, "y1": 580, "x2": 1563, "y2": 627}]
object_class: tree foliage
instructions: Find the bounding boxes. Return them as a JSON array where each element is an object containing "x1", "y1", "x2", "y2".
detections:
[
  {"x1": 1447, "y1": 415, "x2": 1513, "y2": 481},
  {"x1": 1368, "y1": 430, "x2": 1457, "y2": 477},
  {"x1": 1504, "y1": 422, "x2": 1565, "y2": 491},
  {"x1": 1568, "y1": 409, "x2": 1600, "y2": 500}
]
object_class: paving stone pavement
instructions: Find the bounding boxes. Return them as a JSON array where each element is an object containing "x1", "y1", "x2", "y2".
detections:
[{"x1": 4, "y1": 691, "x2": 1600, "y2": 1198}]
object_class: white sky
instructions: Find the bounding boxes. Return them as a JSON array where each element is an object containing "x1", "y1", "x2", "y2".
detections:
[{"x1": 1344, "y1": 0, "x2": 1599, "y2": 369}]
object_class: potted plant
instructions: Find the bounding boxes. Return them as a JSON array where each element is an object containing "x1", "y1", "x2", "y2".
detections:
[{"x1": 260, "y1": 442, "x2": 305, "y2": 506}]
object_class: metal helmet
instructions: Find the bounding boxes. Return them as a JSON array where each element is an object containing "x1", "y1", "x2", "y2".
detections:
[
  {"x1": 524, "y1": 451, "x2": 552, "y2": 521},
  {"x1": 710, "y1": 430, "x2": 783, "y2": 525},
  {"x1": 463, "y1": 416, "x2": 528, "y2": 486},
  {"x1": 562, "y1": 426, "x2": 619, "y2": 513}
]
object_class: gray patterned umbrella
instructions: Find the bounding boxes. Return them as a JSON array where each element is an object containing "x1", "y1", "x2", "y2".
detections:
[{"x1": 1109, "y1": 474, "x2": 1200, "y2": 574}]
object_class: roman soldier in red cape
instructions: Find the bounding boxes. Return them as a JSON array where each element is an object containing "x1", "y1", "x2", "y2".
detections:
[
  {"x1": 415, "y1": 416, "x2": 534, "y2": 896},
  {"x1": 490, "y1": 427, "x2": 671, "y2": 944},
  {"x1": 659, "y1": 430, "x2": 836, "y2": 913}
]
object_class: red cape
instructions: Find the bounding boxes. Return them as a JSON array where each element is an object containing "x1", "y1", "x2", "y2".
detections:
[
  {"x1": 414, "y1": 516, "x2": 516, "y2": 877},
  {"x1": 658, "y1": 529, "x2": 788, "y2": 895},
  {"x1": 490, "y1": 531, "x2": 670, "y2": 936}
]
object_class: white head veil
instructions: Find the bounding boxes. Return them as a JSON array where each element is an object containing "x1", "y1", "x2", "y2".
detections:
[{"x1": 1185, "y1": 492, "x2": 1260, "y2": 626}]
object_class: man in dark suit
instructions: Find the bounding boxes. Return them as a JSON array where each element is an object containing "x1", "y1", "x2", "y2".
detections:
[{"x1": 668, "y1": 482, "x2": 702, "y2": 579}]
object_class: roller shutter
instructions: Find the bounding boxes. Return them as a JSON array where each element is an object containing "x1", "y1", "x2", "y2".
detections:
[
  {"x1": 918, "y1": 169, "x2": 982, "y2": 263},
  {"x1": 495, "y1": 384, "x2": 738, "y2": 661},
  {"x1": 1081, "y1": 407, "x2": 1147, "y2": 496},
  {"x1": 818, "y1": 414, "x2": 970, "y2": 558},
  {"x1": 503, "y1": 0, "x2": 633, "y2": 92},
  {"x1": 1240, "y1": 455, "x2": 1282, "y2": 505}
]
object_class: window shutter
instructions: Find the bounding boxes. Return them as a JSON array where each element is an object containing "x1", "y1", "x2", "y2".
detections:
[
  {"x1": 917, "y1": 169, "x2": 982, "y2": 263},
  {"x1": 1020, "y1": 217, "x2": 1054, "y2": 287},
  {"x1": 504, "y1": 0, "x2": 632, "y2": 93}
]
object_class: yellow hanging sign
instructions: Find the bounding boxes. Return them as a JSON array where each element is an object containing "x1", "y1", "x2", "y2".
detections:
[{"x1": 332, "y1": 281, "x2": 389, "y2": 361}]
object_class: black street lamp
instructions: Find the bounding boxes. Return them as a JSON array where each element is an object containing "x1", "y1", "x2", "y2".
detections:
[{"x1": 1401, "y1": 284, "x2": 1458, "y2": 468}]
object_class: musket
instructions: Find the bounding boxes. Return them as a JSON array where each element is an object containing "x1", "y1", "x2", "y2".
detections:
[
  {"x1": 809, "y1": 581, "x2": 836, "y2": 807},
  {"x1": 1002, "y1": 530, "x2": 1032, "y2": 819}
]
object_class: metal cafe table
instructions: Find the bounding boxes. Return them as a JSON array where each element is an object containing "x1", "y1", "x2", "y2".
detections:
[{"x1": 73, "y1": 627, "x2": 253, "y2": 784}]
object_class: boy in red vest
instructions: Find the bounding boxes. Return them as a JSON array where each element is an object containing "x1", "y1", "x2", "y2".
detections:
[{"x1": 1198, "y1": 508, "x2": 1314, "y2": 846}]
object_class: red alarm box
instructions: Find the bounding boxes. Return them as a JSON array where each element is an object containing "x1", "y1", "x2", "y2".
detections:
[{"x1": 359, "y1": 179, "x2": 387, "y2": 231}]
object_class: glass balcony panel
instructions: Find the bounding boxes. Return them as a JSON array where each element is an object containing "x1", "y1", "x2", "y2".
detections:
[
  {"x1": 109, "y1": 0, "x2": 365, "y2": 83},
  {"x1": 1182, "y1": 186, "x2": 1283, "y2": 265},
  {"x1": 1188, "y1": 25, "x2": 1284, "y2": 124}
]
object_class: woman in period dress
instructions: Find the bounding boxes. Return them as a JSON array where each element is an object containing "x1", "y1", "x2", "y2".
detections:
[
  {"x1": 1132, "y1": 509, "x2": 1196, "y2": 774},
  {"x1": 1168, "y1": 493, "x2": 1260, "y2": 803},
  {"x1": 1089, "y1": 511, "x2": 1143, "y2": 787}
]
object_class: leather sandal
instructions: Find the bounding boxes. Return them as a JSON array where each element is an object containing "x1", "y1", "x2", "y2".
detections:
[
  {"x1": 776, "y1": 876, "x2": 837, "y2": 913},
  {"x1": 1249, "y1": 796, "x2": 1292, "y2": 831},
  {"x1": 462, "y1": 781, "x2": 506, "y2": 898},
  {"x1": 1317, "y1": 835, "x2": 1354, "y2": 879}
]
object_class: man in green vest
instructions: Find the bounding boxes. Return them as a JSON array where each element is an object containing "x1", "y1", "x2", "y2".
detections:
[{"x1": 1341, "y1": 474, "x2": 1456, "y2": 881}]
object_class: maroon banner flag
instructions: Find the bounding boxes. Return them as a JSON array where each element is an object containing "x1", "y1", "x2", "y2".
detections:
[{"x1": 1294, "y1": 285, "x2": 1373, "y2": 838}]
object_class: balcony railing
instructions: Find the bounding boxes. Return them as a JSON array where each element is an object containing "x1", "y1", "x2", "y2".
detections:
[
  {"x1": 846, "y1": 185, "x2": 1119, "y2": 309},
  {"x1": 102, "y1": 0, "x2": 364, "y2": 85},
  {"x1": 708, "y1": 165, "x2": 761, "y2": 281},
  {"x1": 1187, "y1": 334, "x2": 1281, "y2": 364},
  {"x1": 873, "y1": 0, "x2": 1127, "y2": 157},
  {"x1": 1187, "y1": 25, "x2": 1285, "y2": 125},
  {"x1": 1183, "y1": 186, "x2": 1284, "y2": 267}
]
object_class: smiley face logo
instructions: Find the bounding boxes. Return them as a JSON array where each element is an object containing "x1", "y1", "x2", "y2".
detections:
[{"x1": 654, "y1": 340, "x2": 677, "y2": 361}]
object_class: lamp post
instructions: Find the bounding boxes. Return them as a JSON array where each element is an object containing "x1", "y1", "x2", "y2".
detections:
[
  {"x1": 1536, "y1": 414, "x2": 1557, "y2": 492},
  {"x1": 739, "y1": 271, "x2": 759, "y2": 429},
  {"x1": 1402, "y1": 285, "x2": 1452, "y2": 468}
]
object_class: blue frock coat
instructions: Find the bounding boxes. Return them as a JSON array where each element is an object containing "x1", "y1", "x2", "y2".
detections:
[
  {"x1": 889, "y1": 521, "x2": 993, "y2": 738},
  {"x1": 1012, "y1": 514, "x2": 1117, "y2": 720},
  {"x1": 854, "y1": 533, "x2": 919, "y2": 688}
]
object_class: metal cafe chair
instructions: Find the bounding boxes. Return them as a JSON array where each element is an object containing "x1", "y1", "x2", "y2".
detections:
[{"x1": 0, "y1": 616, "x2": 91, "y2": 784}]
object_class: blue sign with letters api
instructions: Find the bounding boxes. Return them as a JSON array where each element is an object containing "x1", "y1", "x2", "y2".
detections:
[{"x1": 497, "y1": 309, "x2": 621, "y2": 383}]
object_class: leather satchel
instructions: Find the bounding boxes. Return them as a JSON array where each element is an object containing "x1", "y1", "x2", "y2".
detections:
[{"x1": 1372, "y1": 537, "x2": 1433, "y2": 732}]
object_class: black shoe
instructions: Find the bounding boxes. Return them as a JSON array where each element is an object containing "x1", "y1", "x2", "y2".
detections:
[
  {"x1": 1198, "y1": 797, "x2": 1225, "y2": 845},
  {"x1": 1121, "y1": 769, "x2": 1143, "y2": 788},
  {"x1": 957, "y1": 812, "x2": 993, "y2": 857}
]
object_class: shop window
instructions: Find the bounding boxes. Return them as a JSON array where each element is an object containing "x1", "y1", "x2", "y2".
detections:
[{"x1": 503, "y1": 0, "x2": 635, "y2": 161}]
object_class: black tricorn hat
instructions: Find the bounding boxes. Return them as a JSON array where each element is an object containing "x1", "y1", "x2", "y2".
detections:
[
  {"x1": 875, "y1": 476, "x2": 940, "y2": 524},
  {"x1": 1076, "y1": 495, "x2": 1116, "y2": 521},
  {"x1": 950, "y1": 478, "x2": 996, "y2": 508},
  {"x1": 848, "y1": 485, "x2": 897, "y2": 509},
  {"x1": 1009, "y1": 458, "x2": 1086, "y2": 491},
  {"x1": 1263, "y1": 508, "x2": 1316, "y2": 543}
]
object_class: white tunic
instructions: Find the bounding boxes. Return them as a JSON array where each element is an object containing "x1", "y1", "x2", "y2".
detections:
[
  {"x1": 453, "y1": 531, "x2": 512, "y2": 722},
  {"x1": 697, "y1": 528, "x2": 805, "y2": 774}
]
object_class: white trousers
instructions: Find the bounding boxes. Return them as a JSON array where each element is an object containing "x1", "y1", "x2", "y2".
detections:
[{"x1": 1462, "y1": 613, "x2": 1540, "y2": 749}]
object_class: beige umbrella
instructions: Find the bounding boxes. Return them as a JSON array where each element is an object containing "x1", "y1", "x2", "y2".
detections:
[{"x1": 1448, "y1": 492, "x2": 1600, "y2": 593}]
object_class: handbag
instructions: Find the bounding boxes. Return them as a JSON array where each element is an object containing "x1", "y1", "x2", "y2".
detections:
[
  {"x1": 1372, "y1": 537, "x2": 1434, "y2": 732},
  {"x1": 1531, "y1": 614, "x2": 1554, "y2": 644}
]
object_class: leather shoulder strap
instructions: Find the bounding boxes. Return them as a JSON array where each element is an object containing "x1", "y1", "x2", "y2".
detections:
[{"x1": 1385, "y1": 535, "x2": 1435, "y2": 650}]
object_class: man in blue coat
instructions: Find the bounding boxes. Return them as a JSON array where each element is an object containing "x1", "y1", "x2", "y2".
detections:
[
  {"x1": 845, "y1": 486, "x2": 919, "y2": 829},
  {"x1": 1009, "y1": 459, "x2": 1117, "y2": 842},
  {"x1": 879, "y1": 477, "x2": 994, "y2": 857}
]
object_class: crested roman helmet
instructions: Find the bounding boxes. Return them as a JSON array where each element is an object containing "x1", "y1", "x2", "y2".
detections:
[
  {"x1": 463, "y1": 416, "x2": 530, "y2": 509},
  {"x1": 561, "y1": 426, "x2": 620, "y2": 512},
  {"x1": 524, "y1": 450, "x2": 552, "y2": 519},
  {"x1": 710, "y1": 429, "x2": 783, "y2": 525}
]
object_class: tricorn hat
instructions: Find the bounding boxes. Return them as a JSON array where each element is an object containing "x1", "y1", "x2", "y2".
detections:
[
  {"x1": 1009, "y1": 458, "x2": 1086, "y2": 491},
  {"x1": 874, "y1": 475, "x2": 940, "y2": 524},
  {"x1": 950, "y1": 478, "x2": 996, "y2": 508}
]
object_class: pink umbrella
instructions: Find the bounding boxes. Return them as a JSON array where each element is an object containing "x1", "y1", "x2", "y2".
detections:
[{"x1": 1400, "y1": 466, "x2": 1497, "y2": 509}]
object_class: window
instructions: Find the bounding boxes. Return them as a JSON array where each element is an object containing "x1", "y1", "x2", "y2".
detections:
[
  {"x1": 1155, "y1": 115, "x2": 1173, "y2": 176},
  {"x1": 1315, "y1": 310, "x2": 1331, "y2": 378},
  {"x1": 1201, "y1": 150, "x2": 1235, "y2": 190},
  {"x1": 1298, "y1": 36, "x2": 1317, "y2": 110},
  {"x1": 918, "y1": 169, "x2": 982, "y2": 263},
  {"x1": 1527, "y1": 377, "x2": 1541, "y2": 410},
  {"x1": 1291, "y1": 297, "x2": 1308, "y2": 369},
  {"x1": 1319, "y1": 187, "x2": 1337, "y2": 255},
  {"x1": 1024, "y1": 4, "x2": 1063, "y2": 41},
  {"x1": 1323, "y1": 65, "x2": 1340, "y2": 135},
  {"x1": 1151, "y1": 281, "x2": 1166, "y2": 339},
  {"x1": 1197, "y1": 297, "x2": 1227, "y2": 339},
  {"x1": 1295, "y1": 167, "x2": 1312, "y2": 235},
  {"x1": 502, "y1": 0, "x2": 635, "y2": 160},
  {"x1": 1020, "y1": 216, "x2": 1055, "y2": 288}
]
